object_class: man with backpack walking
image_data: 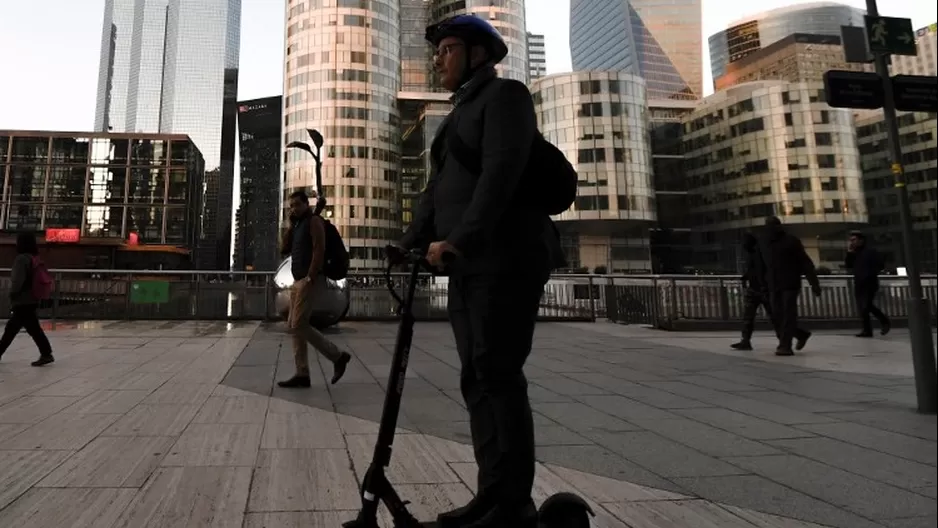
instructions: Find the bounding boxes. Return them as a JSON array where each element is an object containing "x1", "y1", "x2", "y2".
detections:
[
  {"x1": 844, "y1": 230, "x2": 890, "y2": 337},
  {"x1": 277, "y1": 190, "x2": 351, "y2": 388},
  {"x1": 0, "y1": 232, "x2": 55, "y2": 366},
  {"x1": 392, "y1": 15, "x2": 576, "y2": 528}
]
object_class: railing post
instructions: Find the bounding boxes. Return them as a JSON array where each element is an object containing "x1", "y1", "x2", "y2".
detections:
[
  {"x1": 124, "y1": 272, "x2": 133, "y2": 320},
  {"x1": 193, "y1": 273, "x2": 201, "y2": 319},
  {"x1": 51, "y1": 272, "x2": 61, "y2": 327},
  {"x1": 587, "y1": 275, "x2": 596, "y2": 322},
  {"x1": 718, "y1": 278, "x2": 729, "y2": 321},
  {"x1": 264, "y1": 274, "x2": 272, "y2": 321}
]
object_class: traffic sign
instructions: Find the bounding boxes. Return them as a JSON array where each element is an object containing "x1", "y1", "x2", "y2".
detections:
[
  {"x1": 823, "y1": 70, "x2": 884, "y2": 109},
  {"x1": 892, "y1": 75, "x2": 938, "y2": 113},
  {"x1": 865, "y1": 15, "x2": 917, "y2": 56}
]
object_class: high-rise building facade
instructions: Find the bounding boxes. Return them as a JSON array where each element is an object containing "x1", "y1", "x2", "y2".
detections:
[
  {"x1": 0, "y1": 130, "x2": 204, "y2": 270},
  {"x1": 283, "y1": 0, "x2": 403, "y2": 269},
  {"x1": 284, "y1": 1, "x2": 527, "y2": 269},
  {"x1": 527, "y1": 32, "x2": 546, "y2": 81},
  {"x1": 681, "y1": 81, "x2": 867, "y2": 271},
  {"x1": 531, "y1": 72, "x2": 656, "y2": 272},
  {"x1": 93, "y1": 0, "x2": 241, "y2": 270},
  {"x1": 708, "y1": 2, "x2": 865, "y2": 89},
  {"x1": 714, "y1": 33, "x2": 867, "y2": 91},
  {"x1": 235, "y1": 97, "x2": 282, "y2": 272},
  {"x1": 569, "y1": 0, "x2": 702, "y2": 101}
]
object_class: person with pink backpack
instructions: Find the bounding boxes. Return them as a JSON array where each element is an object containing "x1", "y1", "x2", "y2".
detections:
[{"x1": 0, "y1": 232, "x2": 55, "y2": 366}]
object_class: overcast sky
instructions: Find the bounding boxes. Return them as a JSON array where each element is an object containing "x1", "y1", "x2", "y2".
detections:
[{"x1": 0, "y1": 0, "x2": 934, "y2": 131}]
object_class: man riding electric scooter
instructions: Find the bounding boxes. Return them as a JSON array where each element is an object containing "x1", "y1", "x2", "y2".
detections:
[
  {"x1": 344, "y1": 16, "x2": 592, "y2": 528},
  {"x1": 399, "y1": 15, "x2": 555, "y2": 528}
]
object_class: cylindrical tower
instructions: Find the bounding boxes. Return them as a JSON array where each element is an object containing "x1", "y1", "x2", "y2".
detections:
[
  {"x1": 282, "y1": 0, "x2": 402, "y2": 269},
  {"x1": 429, "y1": 0, "x2": 528, "y2": 84},
  {"x1": 531, "y1": 71, "x2": 656, "y2": 273}
]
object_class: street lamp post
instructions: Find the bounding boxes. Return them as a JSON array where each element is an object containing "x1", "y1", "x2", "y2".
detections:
[
  {"x1": 865, "y1": 0, "x2": 937, "y2": 414},
  {"x1": 286, "y1": 128, "x2": 327, "y2": 216}
]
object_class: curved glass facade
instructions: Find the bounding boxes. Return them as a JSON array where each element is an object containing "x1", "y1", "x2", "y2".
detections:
[
  {"x1": 531, "y1": 72, "x2": 655, "y2": 272},
  {"x1": 708, "y1": 2, "x2": 865, "y2": 84},
  {"x1": 428, "y1": 0, "x2": 528, "y2": 84},
  {"x1": 283, "y1": 0, "x2": 402, "y2": 269},
  {"x1": 682, "y1": 81, "x2": 867, "y2": 233}
]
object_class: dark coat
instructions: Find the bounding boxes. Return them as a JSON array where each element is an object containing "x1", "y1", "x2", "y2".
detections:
[
  {"x1": 844, "y1": 245, "x2": 883, "y2": 290},
  {"x1": 758, "y1": 226, "x2": 820, "y2": 292},
  {"x1": 741, "y1": 234, "x2": 767, "y2": 293},
  {"x1": 400, "y1": 73, "x2": 548, "y2": 276}
]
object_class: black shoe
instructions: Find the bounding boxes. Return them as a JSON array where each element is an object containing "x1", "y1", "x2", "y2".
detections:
[
  {"x1": 880, "y1": 322, "x2": 891, "y2": 336},
  {"x1": 856, "y1": 332, "x2": 873, "y2": 338},
  {"x1": 437, "y1": 495, "x2": 493, "y2": 528},
  {"x1": 331, "y1": 352, "x2": 351, "y2": 385},
  {"x1": 31, "y1": 355, "x2": 55, "y2": 367},
  {"x1": 775, "y1": 347, "x2": 794, "y2": 356},
  {"x1": 795, "y1": 331, "x2": 811, "y2": 351},
  {"x1": 277, "y1": 375, "x2": 311, "y2": 388},
  {"x1": 731, "y1": 341, "x2": 752, "y2": 351},
  {"x1": 463, "y1": 500, "x2": 538, "y2": 528}
]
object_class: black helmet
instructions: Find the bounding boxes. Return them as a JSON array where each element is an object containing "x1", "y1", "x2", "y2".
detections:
[{"x1": 425, "y1": 14, "x2": 509, "y2": 64}]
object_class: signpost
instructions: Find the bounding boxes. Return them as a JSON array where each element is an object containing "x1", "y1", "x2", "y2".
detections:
[
  {"x1": 822, "y1": 70, "x2": 884, "y2": 109},
  {"x1": 864, "y1": 15, "x2": 917, "y2": 55},
  {"x1": 891, "y1": 75, "x2": 938, "y2": 113},
  {"x1": 863, "y1": 0, "x2": 936, "y2": 415}
]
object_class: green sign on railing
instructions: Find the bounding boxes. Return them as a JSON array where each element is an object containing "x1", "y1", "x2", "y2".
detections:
[{"x1": 130, "y1": 280, "x2": 170, "y2": 304}]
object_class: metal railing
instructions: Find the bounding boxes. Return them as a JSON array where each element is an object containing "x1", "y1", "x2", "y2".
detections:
[{"x1": 1, "y1": 269, "x2": 935, "y2": 329}]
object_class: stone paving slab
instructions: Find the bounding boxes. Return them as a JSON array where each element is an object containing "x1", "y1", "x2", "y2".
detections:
[{"x1": 0, "y1": 320, "x2": 934, "y2": 528}]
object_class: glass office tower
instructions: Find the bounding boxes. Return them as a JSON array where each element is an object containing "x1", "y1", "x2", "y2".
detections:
[
  {"x1": 569, "y1": 0, "x2": 702, "y2": 100},
  {"x1": 283, "y1": 0, "x2": 402, "y2": 270},
  {"x1": 93, "y1": 0, "x2": 241, "y2": 269},
  {"x1": 235, "y1": 97, "x2": 282, "y2": 272}
]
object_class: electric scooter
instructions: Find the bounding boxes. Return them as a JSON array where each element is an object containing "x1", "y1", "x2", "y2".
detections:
[{"x1": 343, "y1": 245, "x2": 595, "y2": 528}]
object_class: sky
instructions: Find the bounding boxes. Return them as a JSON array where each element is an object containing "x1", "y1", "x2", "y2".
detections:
[{"x1": 0, "y1": 0, "x2": 935, "y2": 132}]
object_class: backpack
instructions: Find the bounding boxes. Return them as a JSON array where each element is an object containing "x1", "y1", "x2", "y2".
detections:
[
  {"x1": 318, "y1": 216, "x2": 350, "y2": 281},
  {"x1": 446, "y1": 130, "x2": 578, "y2": 216},
  {"x1": 30, "y1": 256, "x2": 54, "y2": 300},
  {"x1": 446, "y1": 130, "x2": 572, "y2": 270}
]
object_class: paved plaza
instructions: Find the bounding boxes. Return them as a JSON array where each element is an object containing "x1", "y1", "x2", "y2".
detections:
[{"x1": 0, "y1": 320, "x2": 935, "y2": 528}]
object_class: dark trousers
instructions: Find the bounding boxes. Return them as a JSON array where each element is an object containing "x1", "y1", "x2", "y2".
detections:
[
  {"x1": 447, "y1": 272, "x2": 546, "y2": 506},
  {"x1": 856, "y1": 285, "x2": 889, "y2": 334},
  {"x1": 0, "y1": 305, "x2": 53, "y2": 356},
  {"x1": 769, "y1": 289, "x2": 809, "y2": 350},
  {"x1": 740, "y1": 289, "x2": 772, "y2": 341}
]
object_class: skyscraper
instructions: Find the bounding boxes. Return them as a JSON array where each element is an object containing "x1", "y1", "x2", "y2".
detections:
[
  {"x1": 569, "y1": 0, "x2": 702, "y2": 100},
  {"x1": 527, "y1": 32, "x2": 546, "y2": 80},
  {"x1": 284, "y1": 0, "x2": 527, "y2": 269},
  {"x1": 93, "y1": 0, "x2": 241, "y2": 270},
  {"x1": 235, "y1": 96, "x2": 282, "y2": 272}
]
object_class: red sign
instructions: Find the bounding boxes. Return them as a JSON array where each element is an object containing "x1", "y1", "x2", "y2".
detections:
[
  {"x1": 45, "y1": 228, "x2": 81, "y2": 243},
  {"x1": 128, "y1": 232, "x2": 139, "y2": 246}
]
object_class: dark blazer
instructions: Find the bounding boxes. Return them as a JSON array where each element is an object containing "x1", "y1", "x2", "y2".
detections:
[{"x1": 400, "y1": 75, "x2": 548, "y2": 276}]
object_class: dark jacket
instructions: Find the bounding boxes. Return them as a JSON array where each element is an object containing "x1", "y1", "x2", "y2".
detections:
[
  {"x1": 758, "y1": 225, "x2": 820, "y2": 292},
  {"x1": 844, "y1": 245, "x2": 883, "y2": 289},
  {"x1": 400, "y1": 71, "x2": 548, "y2": 276},
  {"x1": 10, "y1": 253, "x2": 37, "y2": 307},
  {"x1": 741, "y1": 234, "x2": 767, "y2": 292}
]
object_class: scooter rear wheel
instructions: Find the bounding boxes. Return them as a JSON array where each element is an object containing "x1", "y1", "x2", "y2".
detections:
[{"x1": 538, "y1": 492, "x2": 594, "y2": 528}]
